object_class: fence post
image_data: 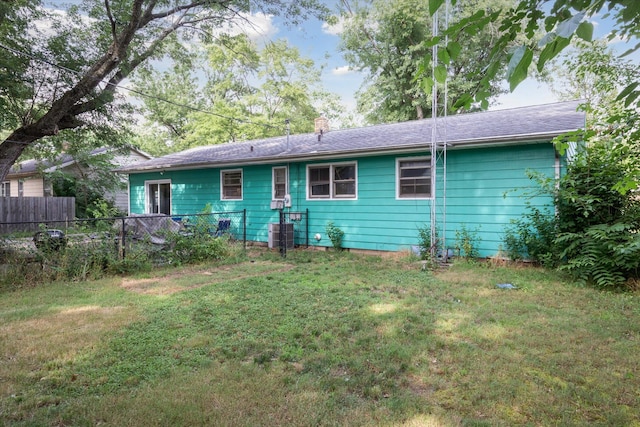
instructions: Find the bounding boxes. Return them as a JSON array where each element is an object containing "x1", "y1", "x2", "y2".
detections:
[
  {"x1": 120, "y1": 217, "x2": 126, "y2": 260},
  {"x1": 242, "y1": 209, "x2": 247, "y2": 251},
  {"x1": 304, "y1": 208, "x2": 309, "y2": 247},
  {"x1": 279, "y1": 209, "x2": 286, "y2": 258}
]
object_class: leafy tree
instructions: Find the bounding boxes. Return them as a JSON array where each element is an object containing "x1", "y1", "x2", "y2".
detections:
[
  {"x1": 547, "y1": 39, "x2": 640, "y2": 122},
  {"x1": 338, "y1": 0, "x2": 516, "y2": 123},
  {"x1": 501, "y1": 29, "x2": 640, "y2": 287},
  {"x1": 135, "y1": 33, "x2": 344, "y2": 150},
  {"x1": 0, "y1": 0, "x2": 328, "y2": 181},
  {"x1": 28, "y1": 132, "x2": 132, "y2": 218},
  {"x1": 426, "y1": 0, "x2": 640, "y2": 109}
]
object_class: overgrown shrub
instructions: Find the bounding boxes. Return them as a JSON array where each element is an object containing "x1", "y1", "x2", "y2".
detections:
[
  {"x1": 503, "y1": 205, "x2": 559, "y2": 267},
  {"x1": 325, "y1": 221, "x2": 344, "y2": 251},
  {"x1": 503, "y1": 135, "x2": 640, "y2": 289},
  {"x1": 454, "y1": 224, "x2": 481, "y2": 259},
  {"x1": 556, "y1": 222, "x2": 640, "y2": 289},
  {"x1": 416, "y1": 224, "x2": 433, "y2": 260},
  {"x1": 165, "y1": 230, "x2": 229, "y2": 265},
  {"x1": 415, "y1": 224, "x2": 441, "y2": 269}
]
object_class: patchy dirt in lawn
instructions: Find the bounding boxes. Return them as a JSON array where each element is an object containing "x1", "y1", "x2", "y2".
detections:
[{"x1": 120, "y1": 261, "x2": 295, "y2": 296}]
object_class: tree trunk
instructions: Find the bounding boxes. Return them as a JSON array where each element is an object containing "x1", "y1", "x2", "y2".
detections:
[{"x1": 0, "y1": 127, "x2": 49, "y2": 181}]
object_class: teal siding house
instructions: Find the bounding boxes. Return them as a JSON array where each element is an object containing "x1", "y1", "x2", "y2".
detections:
[{"x1": 119, "y1": 101, "x2": 585, "y2": 257}]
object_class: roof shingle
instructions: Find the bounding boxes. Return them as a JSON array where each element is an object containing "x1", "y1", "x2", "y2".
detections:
[{"x1": 119, "y1": 101, "x2": 585, "y2": 173}]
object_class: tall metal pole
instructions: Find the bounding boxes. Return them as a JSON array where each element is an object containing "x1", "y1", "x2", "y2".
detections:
[
  {"x1": 285, "y1": 118, "x2": 290, "y2": 151},
  {"x1": 430, "y1": 9, "x2": 439, "y2": 259},
  {"x1": 442, "y1": 0, "x2": 449, "y2": 258}
]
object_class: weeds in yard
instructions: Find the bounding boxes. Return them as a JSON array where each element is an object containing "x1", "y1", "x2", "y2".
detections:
[{"x1": 1, "y1": 251, "x2": 639, "y2": 426}]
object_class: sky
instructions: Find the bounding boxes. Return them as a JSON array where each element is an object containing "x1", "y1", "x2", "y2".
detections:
[
  {"x1": 249, "y1": 1, "x2": 640, "y2": 114},
  {"x1": 44, "y1": 1, "x2": 640, "y2": 121}
]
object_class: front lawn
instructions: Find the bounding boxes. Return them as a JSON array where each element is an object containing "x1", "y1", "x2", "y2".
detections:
[{"x1": 1, "y1": 250, "x2": 639, "y2": 426}]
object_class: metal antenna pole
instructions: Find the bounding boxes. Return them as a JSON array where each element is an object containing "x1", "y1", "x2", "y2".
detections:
[
  {"x1": 430, "y1": 8, "x2": 439, "y2": 259},
  {"x1": 285, "y1": 119, "x2": 290, "y2": 151}
]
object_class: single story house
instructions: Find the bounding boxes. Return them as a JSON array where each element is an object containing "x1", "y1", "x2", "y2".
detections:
[
  {"x1": 4, "y1": 147, "x2": 152, "y2": 213},
  {"x1": 118, "y1": 101, "x2": 585, "y2": 257}
]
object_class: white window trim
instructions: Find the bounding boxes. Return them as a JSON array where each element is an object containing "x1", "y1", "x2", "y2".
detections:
[
  {"x1": 272, "y1": 166, "x2": 289, "y2": 200},
  {"x1": 220, "y1": 169, "x2": 243, "y2": 201},
  {"x1": 1, "y1": 181, "x2": 10, "y2": 197},
  {"x1": 395, "y1": 156, "x2": 433, "y2": 200},
  {"x1": 306, "y1": 161, "x2": 358, "y2": 200},
  {"x1": 145, "y1": 179, "x2": 172, "y2": 214}
]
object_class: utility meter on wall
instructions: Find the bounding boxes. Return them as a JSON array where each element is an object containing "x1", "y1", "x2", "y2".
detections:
[{"x1": 283, "y1": 194, "x2": 292, "y2": 208}]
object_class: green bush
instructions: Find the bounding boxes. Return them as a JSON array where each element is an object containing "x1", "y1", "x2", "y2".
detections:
[
  {"x1": 165, "y1": 230, "x2": 229, "y2": 265},
  {"x1": 503, "y1": 138, "x2": 640, "y2": 288},
  {"x1": 325, "y1": 221, "x2": 344, "y2": 251},
  {"x1": 503, "y1": 205, "x2": 558, "y2": 267},
  {"x1": 454, "y1": 224, "x2": 481, "y2": 259},
  {"x1": 557, "y1": 222, "x2": 640, "y2": 289},
  {"x1": 416, "y1": 224, "x2": 434, "y2": 261}
]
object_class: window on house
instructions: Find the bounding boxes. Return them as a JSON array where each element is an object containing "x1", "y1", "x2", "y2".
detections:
[
  {"x1": 146, "y1": 180, "x2": 171, "y2": 214},
  {"x1": 1, "y1": 181, "x2": 10, "y2": 197},
  {"x1": 272, "y1": 166, "x2": 288, "y2": 200},
  {"x1": 18, "y1": 180, "x2": 24, "y2": 197},
  {"x1": 333, "y1": 164, "x2": 356, "y2": 197},
  {"x1": 221, "y1": 169, "x2": 242, "y2": 200},
  {"x1": 308, "y1": 162, "x2": 357, "y2": 199},
  {"x1": 397, "y1": 158, "x2": 431, "y2": 199}
]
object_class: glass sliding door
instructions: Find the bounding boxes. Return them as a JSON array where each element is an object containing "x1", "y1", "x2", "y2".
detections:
[{"x1": 146, "y1": 181, "x2": 171, "y2": 214}]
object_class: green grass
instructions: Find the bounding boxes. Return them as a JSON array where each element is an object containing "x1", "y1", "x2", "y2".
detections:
[{"x1": 1, "y1": 250, "x2": 639, "y2": 426}]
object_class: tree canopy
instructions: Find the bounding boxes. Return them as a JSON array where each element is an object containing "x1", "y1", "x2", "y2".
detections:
[
  {"x1": 132, "y1": 33, "x2": 346, "y2": 155},
  {"x1": 0, "y1": 0, "x2": 328, "y2": 181},
  {"x1": 425, "y1": 0, "x2": 640, "y2": 109},
  {"x1": 338, "y1": 0, "x2": 517, "y2": 124}
]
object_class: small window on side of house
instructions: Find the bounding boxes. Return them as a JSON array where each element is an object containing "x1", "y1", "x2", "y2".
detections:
[
  {"x1": 221, "y1": 169, "x2": 243, "y2": 200},
  {"x1": 397, "y1": 158, "x2": 431, "y2": 199},
  {"x1": 272, "y1": 166, "x2": 288, "y2": 200},
  {"x1": 1, "y1": 181, "x2": 10, "y2": 197}
]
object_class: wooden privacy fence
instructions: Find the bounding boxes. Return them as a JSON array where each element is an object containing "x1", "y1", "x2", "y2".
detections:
[{"x1": 0, "y1": 197, "x2": 75, "y2": 233}]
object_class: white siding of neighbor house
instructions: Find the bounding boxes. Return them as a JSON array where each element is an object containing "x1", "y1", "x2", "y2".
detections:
[{"x1": 11, "y1": 177, "x2": 46, "y2": 197}]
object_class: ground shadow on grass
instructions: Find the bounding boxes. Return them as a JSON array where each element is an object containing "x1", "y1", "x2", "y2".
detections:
[{"x1": 2, "y1": 254, "x2": 639, "y2": 426}]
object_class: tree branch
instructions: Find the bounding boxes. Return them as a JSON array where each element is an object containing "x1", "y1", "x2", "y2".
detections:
[
  {"x1": 104, "y1": 0, "x2": 117, "y2": 41},
  {"x1": 70, "y1": 17, "x2": 184, "y2": 116}
]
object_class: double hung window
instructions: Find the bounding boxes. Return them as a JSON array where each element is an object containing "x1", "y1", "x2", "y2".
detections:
[
  {"x1": 272, "y1": 167, "x2": 288, "y2": 200},
  {"x1": 308, "y1": 162, "x2": 357, "y2": 199},
  {"x1": 221, "y1": 169, "x2": 243, "y2": 200},
  {"x1": 397, "y1": 158, "x2": 431, "y2": 199}
]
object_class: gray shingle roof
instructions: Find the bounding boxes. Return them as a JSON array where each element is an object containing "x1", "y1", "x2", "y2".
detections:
[
  {"x1": 7, "y1": 147, "x2": 152, "y2": 178},
  {"x1": 119, "y1": 101, "x2": 585, "y2": 173}
]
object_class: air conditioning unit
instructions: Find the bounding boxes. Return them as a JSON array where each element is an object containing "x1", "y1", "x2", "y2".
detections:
[{"x1": 268, "y1": 222, "x2": 294, "y2": 249}]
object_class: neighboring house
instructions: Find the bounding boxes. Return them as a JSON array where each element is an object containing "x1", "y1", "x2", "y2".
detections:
[
  {"x1": 5, "y1": 147, "x2": 152, "y2": 212},
  {"x1": 118, "y1": 101, "x2": 585, "y2": 257}
]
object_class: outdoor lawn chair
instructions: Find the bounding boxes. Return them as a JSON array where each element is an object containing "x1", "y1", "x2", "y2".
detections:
[{"x1": 215, "y1": 218, "x2": 231, "y2": 237}]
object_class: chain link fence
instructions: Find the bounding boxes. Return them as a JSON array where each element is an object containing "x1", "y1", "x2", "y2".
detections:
[{"x1": 0, "y1": 210, "x2": 246, "y2": 262}]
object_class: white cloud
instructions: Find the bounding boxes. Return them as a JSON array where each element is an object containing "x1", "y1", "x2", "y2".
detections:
[
  {"x1": 332, "y1": 66, "x2": 353, "y2": 76},
  {"x1": 322, "y1": 17, "x2": 345, "y2": 36},
  {"x1": 35, "y1": 7, "x2": 96, "y2": 37},
  {"x1": 220, "y1": 12, "x2": 279, "y2": 43}
]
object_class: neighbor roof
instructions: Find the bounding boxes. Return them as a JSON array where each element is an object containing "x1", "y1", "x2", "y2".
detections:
[
  {"x1": 118, "y1": 101, "x2": 585, "y2": 174},
  {"x1": 7, "y1": 146, "x2": 152, "y2": 178}
]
